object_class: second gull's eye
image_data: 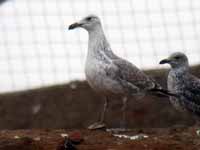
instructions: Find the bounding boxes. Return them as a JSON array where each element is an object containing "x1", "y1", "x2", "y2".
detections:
[
  {"x1": 86, "y1": 17, "x2": 92, "y2": 21},
  {"x1": 174, "y1": 56, "x2": 180, "y2": 60}
]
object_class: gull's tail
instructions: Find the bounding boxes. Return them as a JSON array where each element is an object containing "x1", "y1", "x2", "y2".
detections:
[
  {"x1": 146, "y1": 78, "x2": 178, "y2": 98},
  {"x1": 148, "y1": 88, "x2": 178, "y2": 98}
]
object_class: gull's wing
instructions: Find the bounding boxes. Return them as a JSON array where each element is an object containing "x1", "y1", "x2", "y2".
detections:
[
  {"x1": 180, "y1": 74, "x2": 200, "y2": 114},
  {"x1": 104, "y1": 51, "x2": 156, "y2": 91},
  {"x1": 112, "y1": 58, "x2": 156, "y2": 90},
  {"x1": 104, "y1": 50, "x2": 175, "y2": 97}
]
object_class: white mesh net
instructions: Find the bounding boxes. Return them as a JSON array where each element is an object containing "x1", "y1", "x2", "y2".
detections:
[{"x1": 0, "y1": 0, "x2": 199, "y2": 92}]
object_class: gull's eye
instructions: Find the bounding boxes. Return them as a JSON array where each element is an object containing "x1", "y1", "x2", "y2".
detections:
[
  {"x1": 174, "y1": 56, "x2": 181, "y2": 60},
  {"x1": 86, "y1": 17, "x2": 92, "y2": 21}
]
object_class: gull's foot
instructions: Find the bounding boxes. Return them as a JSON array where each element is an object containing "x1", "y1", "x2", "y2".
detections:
[{"x1": 88, "y1": 122, "x2": 106, "y2": 130}]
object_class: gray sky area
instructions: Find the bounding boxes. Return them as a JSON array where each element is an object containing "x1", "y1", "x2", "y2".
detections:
[{"x1": 0, "y1": 0, "x2": 200, "y2": 92}]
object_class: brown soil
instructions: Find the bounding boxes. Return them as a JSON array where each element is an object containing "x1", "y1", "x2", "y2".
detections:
[{"x1": 0, "y1": 127, "x2": 199, "y2": 150}]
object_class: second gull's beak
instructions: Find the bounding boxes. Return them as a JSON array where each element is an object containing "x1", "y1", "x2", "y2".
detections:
[{"x1": 159, "y1": 59, "x2": 171, "y2": 64}]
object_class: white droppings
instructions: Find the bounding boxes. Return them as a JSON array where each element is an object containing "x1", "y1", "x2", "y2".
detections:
[
  {"x1": 113, "y1": 134, "x2": 149, "y2": 140},
  {"x1": 61, "y1": 133, "x2": 68, "y2": 138},
  {"x1": 32, "y1": 104, "x2": 41, "y2": 115},
  {"x1": 70, "y1": 83, "x2": 77, "y2": 89},
  {"x1": 14, "y1": 135, "x2": 20, "y2": 139},
  {"x1": 196, "y1": 130, "x2": 200, "y2": 136}
]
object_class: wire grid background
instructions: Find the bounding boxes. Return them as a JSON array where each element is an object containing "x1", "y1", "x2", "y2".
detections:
[{"x1": 0, "y1": 0, "x2": 200, "y2": 92}]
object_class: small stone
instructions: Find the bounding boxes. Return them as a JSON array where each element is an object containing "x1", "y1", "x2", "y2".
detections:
[
  {"x1": 34, "y1": 137, "x2": 41, "y2": 141},
  {"x1": 64, "y1": 138, "x2": 77, "y2": 150},
  {"x1": 57, "y1": 137, "x2": 77, "y2": 150},
  {"x1": 69, "y1": 131, "x2": 83, "y2": 144}
]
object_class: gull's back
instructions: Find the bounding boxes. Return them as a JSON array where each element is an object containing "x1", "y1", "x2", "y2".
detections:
[{"x1": 180, "y1": 74, "x2": 200, "y2": 116}]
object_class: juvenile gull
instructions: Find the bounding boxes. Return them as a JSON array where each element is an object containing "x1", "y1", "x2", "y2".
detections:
[
  {"x1": 160, "y1": 52, "x2": 200, "y2": 116},
  {"x1": 69, "y1": 15, "x2": 174, "y2": 130}
]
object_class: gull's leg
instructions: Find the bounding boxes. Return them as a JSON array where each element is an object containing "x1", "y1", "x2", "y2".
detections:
[
  {"x1": 120, "y1": 97, "x2": 128, "y2": 130},
  {"x1": 100, "y1": 97, "x2": 108, "y2": 123},
  {"x1": 88, "y1": 97, "x2": 108, "y2": 130}
]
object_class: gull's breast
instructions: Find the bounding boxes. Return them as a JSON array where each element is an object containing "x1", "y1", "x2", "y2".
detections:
[
  {"x1": 168, "y1": 70, "x2": 182, "y2": 92},
  {"x1": 85, "y1": 58, "x2": 123, "y2": 95},
  {"x1": 168, "y1": 70, "x2": 187, "y2": 112}
]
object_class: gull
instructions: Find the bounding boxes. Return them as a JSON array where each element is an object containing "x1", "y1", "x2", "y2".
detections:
[
  {"x1": 160, "y1": 52, "x2": 200, "y2": 117},
  {"x1": 69, "y1": 15, "x2": 174, "y2": 130},
  {"x1": 0, "y1": 0, "x2": 7, "y2": 5}
]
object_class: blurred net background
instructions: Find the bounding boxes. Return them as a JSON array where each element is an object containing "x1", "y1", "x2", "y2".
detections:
[{"x1": 0, "y1": 0, "x2": 199, "y2": 92}]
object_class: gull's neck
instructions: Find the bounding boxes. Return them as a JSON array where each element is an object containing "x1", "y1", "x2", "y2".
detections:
[
  {"x1": 87, "y1": 25, "x2": 112, "y2": 59},
  {"x1": 171, "y1": 64, "x2": 189, "y2": 75}
]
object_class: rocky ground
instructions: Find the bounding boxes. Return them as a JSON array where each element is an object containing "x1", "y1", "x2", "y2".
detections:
[{"x1": 0, "y1": 127, "x2": 200, "y2": 150}]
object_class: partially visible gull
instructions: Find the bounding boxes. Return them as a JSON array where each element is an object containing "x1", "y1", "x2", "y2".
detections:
[
  {"x1": 69, "y1": 15, "x2": 175, "y2": 130},
  {"x1": 160, "y1": 52, "x2": 200, "y2": 116},
  {"x1": 0, "y1": 0, "x2": 8, "y2": 5}
]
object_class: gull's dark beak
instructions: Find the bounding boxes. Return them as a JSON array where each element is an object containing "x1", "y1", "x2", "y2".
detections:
[
  {"x1": 159, "y1": 59, "x2": 171, "y2": 64},
  {"x1": 68, "y1": 22, "x2": 82, "y2": 30}
]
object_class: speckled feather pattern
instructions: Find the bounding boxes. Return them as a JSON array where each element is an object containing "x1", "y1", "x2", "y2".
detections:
[{"x1": 168, "y1": 67, "x2": 200, "y2": 115}]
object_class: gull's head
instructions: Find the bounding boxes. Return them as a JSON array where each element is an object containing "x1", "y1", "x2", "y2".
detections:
[
  {"x1": 159, "y1": 52, "x2": 189, "y2": 68},
  {"x1": 68, "y1": 15, "x2": 101, "y2": 32}
]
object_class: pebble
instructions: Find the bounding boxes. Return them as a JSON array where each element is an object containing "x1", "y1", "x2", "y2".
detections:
[{"x1": 68, "y1": 131, "x2": 83, "y2": 144}]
